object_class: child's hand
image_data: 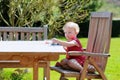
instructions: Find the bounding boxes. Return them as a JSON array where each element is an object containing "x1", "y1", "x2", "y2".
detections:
[
  {"x1": 52, "y1": 38, "x2": 59, "y2": 43},
  {"x1": 51, "y1": 38, "x2": 60, "y2": 45}
]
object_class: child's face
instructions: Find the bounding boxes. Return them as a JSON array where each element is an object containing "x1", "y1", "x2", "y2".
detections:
[{"x1": 63, "y1": 27, "x2": 77, "y2": 40}]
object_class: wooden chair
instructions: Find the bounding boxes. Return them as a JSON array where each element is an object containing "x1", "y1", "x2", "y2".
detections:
[
  {"x1": 0, "y1": 25, "x2": 50, "y2": 80},
  {"x1": 50, "y1": 12, "x2": 112, "y2": 80}
]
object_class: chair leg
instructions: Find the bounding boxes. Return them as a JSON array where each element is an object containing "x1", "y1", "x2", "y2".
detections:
[
  {"x1": 59, "y1": 75, "x2": 68, "y2": 80},
  {"x1": 60, "y1": 77, "x2": 68, "y2": 80},
  {"x1": 76, "y1": 77, "x2": 79, "y2": 80}
]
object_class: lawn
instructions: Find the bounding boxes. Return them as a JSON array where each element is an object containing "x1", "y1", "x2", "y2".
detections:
[
  {"x1": 105, "y1": 37, "x2": 120, "y2": 80},
  {"x1": 1, "y1": 38, "x2": 120, "y2": 80}
]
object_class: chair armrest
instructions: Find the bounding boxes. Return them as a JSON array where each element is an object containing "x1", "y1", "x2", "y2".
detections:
[
  {"x1": 83, "y1": 48, "x2": 86, "y2": 51},
  {"x1": 68, "y1": 51, "x2": 110, "y2": 57}
]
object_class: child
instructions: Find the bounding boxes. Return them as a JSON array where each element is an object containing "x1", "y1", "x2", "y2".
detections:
[{"x1": 52, "y1": 22, "x2": 85, "y2": 72}]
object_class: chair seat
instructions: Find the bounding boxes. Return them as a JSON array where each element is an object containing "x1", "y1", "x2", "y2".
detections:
[
  {"x1": 50, "y1": 66, "x2": 102, "y2": 79},
  {"x1": 50, "y1": 66, "x2": 80, "y2": 77}
]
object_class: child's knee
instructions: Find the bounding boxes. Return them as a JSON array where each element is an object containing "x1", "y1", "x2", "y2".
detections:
[{"x1": 67, "y1": 59, "x2": 75, "y2": 67}]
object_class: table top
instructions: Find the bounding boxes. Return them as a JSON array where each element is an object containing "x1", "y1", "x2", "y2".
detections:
[
  {"x1": 0, "y1": 41, "x2": 65, "y2": 80},
  {"x1": 0, "y1": 41, "x2": 66, "y2": 54}
]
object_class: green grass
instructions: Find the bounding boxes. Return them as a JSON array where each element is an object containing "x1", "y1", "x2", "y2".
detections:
[
  {"x1": 1, "y1": 38, "x2": 120, "y2": 80},
  {"x1": 105, "y1": 38, "x2": 120, "y2": 80}
]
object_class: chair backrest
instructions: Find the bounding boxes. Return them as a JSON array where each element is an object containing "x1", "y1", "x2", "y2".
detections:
[
  {"x1": 0, "y1": 26, "x2": 48, "y2": 41},
  {"x1": 86, "y1": 12, "x2": 112, "y2": 71}
]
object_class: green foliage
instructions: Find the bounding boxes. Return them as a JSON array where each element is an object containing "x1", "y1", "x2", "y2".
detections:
[
  {"x1": 85, "y1": 0, "x2": 103, "y2": 11},
  {"x1": 49, "y1": 0, "x2": 102, "y2": 38},
  {"x1": 46, "y1": 0, "x2": 102, "y2": 38},
  {"x1": 0, "y1": 0, "x2": 10, "y2": 26},
  {"x1": 0, "y1": 68, "x2": 4, "y2": 80},
  {"x1": 0, "y1": 0, "x2": 102, "y2": 38},
  {"x1": 10, "y1": 68, "x2": 28, "y2": 80},
  {"x1": 59, "y1": 0, "x2": 89, "y2": 23},
  {"x1": 0, "y1": 0, "x2": 57, "y2": 27},
  {"x1": 0, "y1": 0, "x2": 47, "y2": 27}
]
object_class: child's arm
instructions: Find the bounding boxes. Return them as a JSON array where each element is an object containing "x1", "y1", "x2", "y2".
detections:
[{"x1": 52, "y1": 38, "x2": 79, "y2": 47}]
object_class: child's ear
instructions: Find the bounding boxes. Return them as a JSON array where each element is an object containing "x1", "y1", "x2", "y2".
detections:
[{"x1": 75, "y1": 32, "x2": 78, "y2": 35}]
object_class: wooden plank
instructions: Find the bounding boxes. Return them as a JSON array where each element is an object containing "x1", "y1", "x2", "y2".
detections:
[
  {"x1": 3, "y1": 32, "x2": 7, "y2": 40},
  {"x1": 0, "y1": 27, "x2": 44, "y2": 32},
  {"x1": 9, "y1": 32, "x2": 13, "y2": 40},
  {"x1": 32, "y1": 32, "x2": 36, "y2": 40},
  {"x1": 37, "y1": 32, "x2": 42, "y2": 40},
  {"x1": 21, "y1": 32, "x2": 24, "y2": 40},
  {"x1": 91, "y1": 12, "x2": 111, "y2": 18},
  {"x1": 26, "y1": 32, "x2": 31, "y2": 40},
  {"x1": 15, "y1": 32, "x2": 19, "y2": 40},
  {"x1": 0, "y1": 32, "x2": 1, "y2": 40}
]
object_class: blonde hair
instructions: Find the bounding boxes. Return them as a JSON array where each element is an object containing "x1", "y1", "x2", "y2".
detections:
[{"x1": 63, "y1": 22, "x2": 80, "y2": 34}]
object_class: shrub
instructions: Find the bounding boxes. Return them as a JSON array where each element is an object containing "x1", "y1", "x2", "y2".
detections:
[
  {"x1": 0, "y1": 0, "x2": 102, "y2": 38},
  {"x1": 10, "y1": 68, "x2": 28, "y2": 80}
]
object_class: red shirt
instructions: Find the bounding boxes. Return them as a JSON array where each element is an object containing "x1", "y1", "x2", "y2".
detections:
[{"x1": 66, "y1": 38, "x2": 86, "y2": 66}]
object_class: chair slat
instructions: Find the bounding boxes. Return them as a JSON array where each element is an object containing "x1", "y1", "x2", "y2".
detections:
[
  {"x1": 3, "y1": 32, "x2": 7, "y2": 40},
  {"x1": 32, "y1": 32, "x2": 36, "y2": 40},
  {"x1": 9, "y1": 32, "x2": 13, "y2": 40},
  {"x1": 20, "y1": 32, "x2": 24, "y2": 40},
  {"x1": 86, "y1": 18, "x2": 99, "y2": 52},
  {"x1": 0, "y1": 32, "x2": 1, "y2": 40},
  {"x1": 26, "y1": 32, "x2": 31, "y2": 40},
  {"x1": 37, "y1": 32, "x2": 42, "y2": 40},
  {"x1": 91, "y1": 12, "x2": 111, "y2": 18},
  {"x1": 15, "y1": 32, "x2": 19, "y2": 40}
]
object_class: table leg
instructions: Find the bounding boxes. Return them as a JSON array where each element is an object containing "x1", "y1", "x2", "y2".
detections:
[
  {"x1": 33, "y1": 60, "x2": 39, "y2": 80},
  {"x1": 44, "y1": 61, "x2": 50, "y2": 80}
]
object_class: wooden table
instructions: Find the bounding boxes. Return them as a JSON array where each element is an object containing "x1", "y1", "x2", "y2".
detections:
[{"x1": 0, "y1": 41, "x2": 66, "y2": 80}]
